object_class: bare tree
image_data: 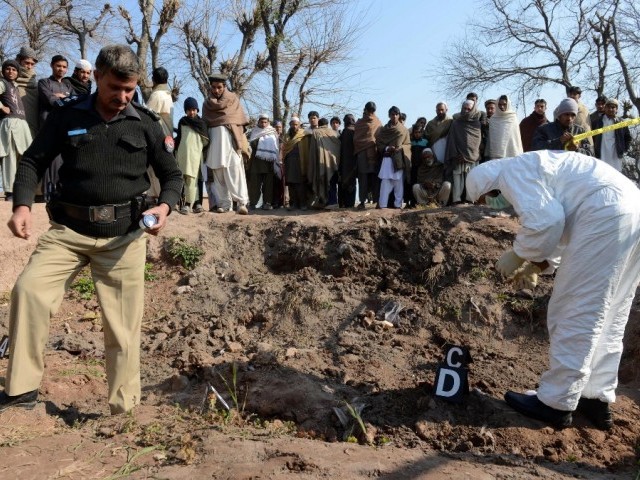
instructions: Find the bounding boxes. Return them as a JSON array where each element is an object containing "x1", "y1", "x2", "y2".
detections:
[
  {"x1": 438, "y1": 0, "x2": 597, "y2": 101},
  {"x1": 118, "y1": 0, "x2": 181, "y2": 96},
  {"x1": 179, "y1": 0, "x2": 268, "y2": 100},
  {"x1": 0, "y1": 0, "x2": 66, "y2": 53},
  {"x1": 53, "y1": 0, "x2": 113, "y2": 59}
]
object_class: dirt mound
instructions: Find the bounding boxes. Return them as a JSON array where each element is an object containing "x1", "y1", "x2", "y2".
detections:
[{"x1": 1, "y1": 203, "x2": 639, "y2": 479}]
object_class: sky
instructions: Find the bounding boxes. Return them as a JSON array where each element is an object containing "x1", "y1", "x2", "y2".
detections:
[
  {"x1": 22, "y1": 0, "x2": 585, "y2": 125},
  {"x1": 333, "y1": 0, "x2": 572, "y2": 125}
]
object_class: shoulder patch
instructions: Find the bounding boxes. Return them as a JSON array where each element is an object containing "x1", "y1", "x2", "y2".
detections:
[{"x1": 132, "y1": 102, "x2": 161, "y2": 121}]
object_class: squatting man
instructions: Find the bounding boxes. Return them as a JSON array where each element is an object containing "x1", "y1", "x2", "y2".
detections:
[{"x1": 467, "y1": 150, "x2": 640, "y2": 430}]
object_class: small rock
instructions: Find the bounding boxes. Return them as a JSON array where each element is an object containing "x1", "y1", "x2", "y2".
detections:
[
  {"x1": 169, "y1": 374, "x2": 189, "y2": 391},
  {"x1": 285, "y1": 347, "x2": 298, "y2": 358},
  {"x1": 432, "y1": 250, "x2": 445, "y2": 264},
  {"x1": 174, "y1": 285, "x2": 193, "y2": 295},
  {"x1": 98, "y1": 427, "x2": 114, "y2": 437},
  {"x1": 225, "y1": 341, "x2": 243, "y2": 353}
]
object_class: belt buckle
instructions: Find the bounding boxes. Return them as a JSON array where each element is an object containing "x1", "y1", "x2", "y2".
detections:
[{"x1": 90, "y1": 205, "x2": 115, "y2": 223}]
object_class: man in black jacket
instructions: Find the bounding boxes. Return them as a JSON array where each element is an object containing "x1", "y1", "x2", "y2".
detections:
[
  {"x1": 1, "y1": 44, "x2": 183, "y2": 415},
  {"x1": 531, "y1": 98, "x2": 592, "y2": 156}
]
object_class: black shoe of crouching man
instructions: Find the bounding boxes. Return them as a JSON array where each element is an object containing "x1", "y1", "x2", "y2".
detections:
[
  {"x1": 0, "y1": 389, "x2": 38, "y2": 412},
  {"x1": 577, "y1": 397, "x2": 613, "y2": 430},
  {"x1": 504, "y1": 391, "x2": 572, "y2": 428}
]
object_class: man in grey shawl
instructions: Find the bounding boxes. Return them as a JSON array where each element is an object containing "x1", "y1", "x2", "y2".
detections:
[{"x1": 444, "y1": 99, "x2": 482, "y2": 204}]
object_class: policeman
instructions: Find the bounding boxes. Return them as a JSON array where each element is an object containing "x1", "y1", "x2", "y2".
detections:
[{"x1": 0, "y1": 45, "x2": 183, "y2": 415}]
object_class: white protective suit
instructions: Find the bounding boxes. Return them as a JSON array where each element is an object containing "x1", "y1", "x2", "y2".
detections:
[{"x1": 466, "y1": 150, "x2": 640, "y2": 411}]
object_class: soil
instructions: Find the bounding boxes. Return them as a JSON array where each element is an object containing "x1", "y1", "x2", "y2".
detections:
[{"x1": 1, "y1": 201, "x2": 639, "y2": 480}]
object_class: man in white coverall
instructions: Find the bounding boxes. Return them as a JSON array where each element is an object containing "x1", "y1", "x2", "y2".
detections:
[{"x1": 466, "y1": 150, "x2": 640, "y2": 430}]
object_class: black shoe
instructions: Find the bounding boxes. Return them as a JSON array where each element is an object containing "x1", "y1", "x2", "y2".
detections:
[
  {"x1": 504, "y1": 391, "x2": 572, "y2": 428},
  {"x1": 577, "y1": 397, "x2": 613, "y2": 430},
  {"x1": 0, "y1": 389, "x2": 38, "y2": 412},
  {"x1": 357, "y1": 203, "x2": 365, "y2": 210}
]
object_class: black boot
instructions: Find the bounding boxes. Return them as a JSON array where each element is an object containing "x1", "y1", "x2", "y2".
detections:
[
  {"x1": 504, "y1": 391, "x2": 572, "y2": 428},
  {"x1": 577, "y1": 397, "x2": 613, "y2": 430}
]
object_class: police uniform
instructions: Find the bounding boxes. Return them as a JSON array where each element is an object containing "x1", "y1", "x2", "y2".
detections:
[{"x1": 6, "y1": 94, "x2": 183, "y2": 414}]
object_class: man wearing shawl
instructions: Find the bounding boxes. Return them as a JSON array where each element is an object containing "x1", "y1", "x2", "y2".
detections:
[
  {"x1": 175, "y1": 97, "x2": 209, "y2": 214},
  {"x1": 282, "y1": 117, "x2": 307, "y2": 210},
  {"x1": 66, "y1": 60, "x2": 92, "y2": 96},
  {"x1": 519, "y1": 99, "x2": 549, "y2": 152},
  {"x1": 202, "y1": 73, "x2": 250, "y2": 214},
  {"x1": 376, "y1": 106, "x2": 411, "y2": 209},
  {"x1": 425, "y1": 102, "x2": 452, "y2": 163},
  {"x1": 485, "y1": 95, "x2": 523, "y2": 160},
  {"x1": 339, "y1": 114, "x2": 357, "y2": 208},
  {"x1": 531, "y1": 98, "x2": 592, "y2": 155},
  {"x1": 444, "y1": 100, "x2": 482, "y2": 203},
  {"x1": 13, "y1": 47, "x2": 39, "y2": 137},
  {"x1": 354, "y1": 101, "x2": 382, "y2": 210},
  {"x1": 307, "y1": 119, "x2": 341, "y2": 208},
  {"x1": 248, "y1": 113, "x2": 280, "y2": 209}
]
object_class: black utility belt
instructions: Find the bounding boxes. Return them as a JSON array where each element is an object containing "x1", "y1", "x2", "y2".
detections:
[{"x1": 55, "y1": 201, "x2": 134, "y2": 224}]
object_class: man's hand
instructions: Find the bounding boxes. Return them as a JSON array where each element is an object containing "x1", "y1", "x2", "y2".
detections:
[
  {"x1": 142, "y1": 202, "x2": 171, "y2": 236},
  {"x1": 8, "y1": 205, "x2": 32, "y2": 239},
  {"x1": 560, "y1": 132, "x2": 578, "y2": 151},
  {"x1": 0, "y1": 106, "x2": 10, "y2": 115},
  {"x1": 495, "y1": 249, "x2": 525, "y2": 277},
  {"x1": 513, "y1": 262, "x2": 542, "y2": 290}
]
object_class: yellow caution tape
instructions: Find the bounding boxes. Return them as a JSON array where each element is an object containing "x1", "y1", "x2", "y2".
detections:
[{"x1": 565, "y1": 117, "x2": 640, "y2": 149}]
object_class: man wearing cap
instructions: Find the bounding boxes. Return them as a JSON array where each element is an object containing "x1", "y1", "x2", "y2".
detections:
[
  {"x1": 37, "y1": 55, "x2": 71, "y2": 127},
  {"x1": 531, "y1": 98, "x2": 592, "y2": 155},
  {"x1": 66, "y1": 59, "x2": 93, "y2": 96},
  {"x1": 175, "y1": 97, "x2": 209, "y2": 214},
  {"x1": 14, "y1": 46, "x2": 39, "y2": 137},
  {"x1": 0, "y1": 59, "x2": 33, "y2": 201},
  {"x1": 593, "y1": 99, "x2": 632, "y2": 172},
  {"x1": 247, "y1": 113, "x2": 279, "y2": 210},
  {"x1": 202, "y1": 73, "x2": 250, "y2": 214},
  {"x1": 0, "y1": 44, "x2": 183, "y2": 415}
]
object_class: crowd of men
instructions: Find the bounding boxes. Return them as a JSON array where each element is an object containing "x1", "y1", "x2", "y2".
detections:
[
  {"x1": 1, "y1": 47, "x2": 633, "y2": 213},
  {"x1": 170, "y1": 81, "x2": 633, "y2": 215}
]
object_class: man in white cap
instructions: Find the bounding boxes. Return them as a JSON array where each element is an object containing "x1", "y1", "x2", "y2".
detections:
[
  {"x1": 67, "y1": 59, "x2": 93, "y2": 96},
  {"x1": 531, "y1": 98, "x2": 592, "y2": 155},
  {"x1": 592, "y1": 98, "x2": 632, "y2": 172}
]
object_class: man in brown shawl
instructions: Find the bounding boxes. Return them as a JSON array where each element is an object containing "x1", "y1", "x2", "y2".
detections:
[
  {"x1": 307, "y1": 118, "x2": 341, "y2": 208},
  {"x1": 444, "y1": 99, "x2": 482, "y2": 204},
  {"x1": 424, "y1": 102, "x2": 453, "y2": 154},
  {"x1": 282, "y1": 117, "x2": 307, "y2": 210},
  {"x1": 202, "y1": 73, "x2": 251, "y2": 214},
  {"x1": 376, "y1": 106, "x2": 411, "y2": 209},
  {"x1": 353, "y1": 101, "x2": 382, "y2": 209}
]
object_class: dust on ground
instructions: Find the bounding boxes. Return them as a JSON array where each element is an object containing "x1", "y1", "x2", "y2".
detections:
[{"x1": 1, "y1": 201, "x2": 639, "y2": 480}]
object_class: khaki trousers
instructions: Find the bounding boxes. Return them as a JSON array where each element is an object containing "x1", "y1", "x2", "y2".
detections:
[{"x1": 6, "y1": 222, "x2": 146, "y2": 414}]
